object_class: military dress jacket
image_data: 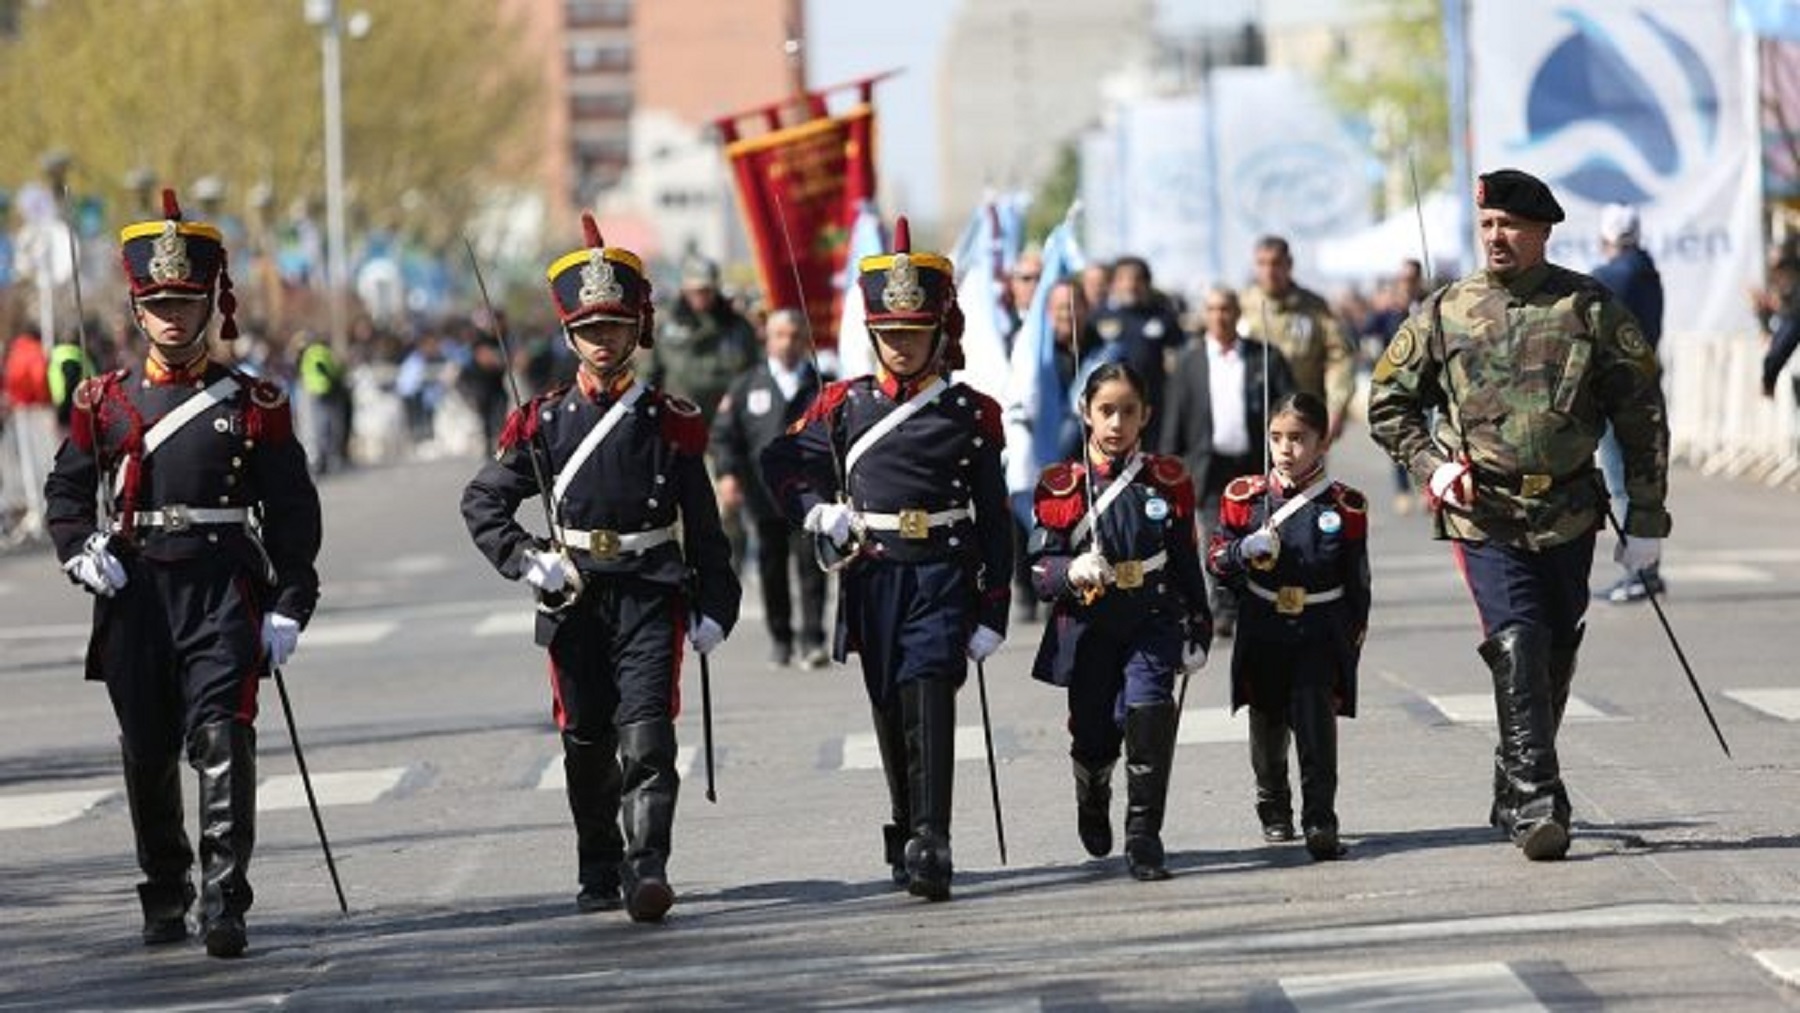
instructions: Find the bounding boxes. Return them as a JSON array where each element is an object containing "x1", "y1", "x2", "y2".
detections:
[
  {"x1": 759, "y1": 371, "x2": 1013, "y2": 637},
  {"x1": 1027, "y1": 452, "x2": 1212, "y2": 687},
  {"x1": 44, "y1": 362, "x2": 323, "y2": 678},
  {"x1": 1240, "y1": 283, "x2": 1356, "y2": 421},
  {"x1": 1367, "y1": 262, "x2": 1671, "y2": 549},
  {"x1": 461, "y1": 376, "x2": 740, "y2": 647},
  {"x1": 1206, "y1": 473, "x2": 1370, "y2": 715}
]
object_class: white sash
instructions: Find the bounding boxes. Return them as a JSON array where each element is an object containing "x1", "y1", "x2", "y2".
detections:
[
  {"x1": 843, "y1": 377, "x2": 949, "y2": 479},
  {"x1": 551, "y1": 382, "x2": 646, "y2": 507},
  {"x1": 1070, "y1": 452, "x2": 1145, "y2": 549},
  {"x1": 1265, "y1": 473, "x2": 1335, "y2": 531},
  {"x1": 113, "y1": 376, "x2": 241, "y2": 498}
]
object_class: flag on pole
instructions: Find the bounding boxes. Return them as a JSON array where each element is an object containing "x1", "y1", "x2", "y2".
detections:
[
  {"x1": 1002, "y1": 208, "x2": 1086, "y2": 500},
  {"x1": 832, "y1": 199, "x2": 886, "y2": 381}
]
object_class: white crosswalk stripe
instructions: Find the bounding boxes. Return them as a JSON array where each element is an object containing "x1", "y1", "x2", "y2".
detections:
[
  {"x1": 534, "y1": 748, "x2": 700, "y2": 791},
  {"x1": 0, "y1": 787, "x2": 117, "y2": 831},
  {"x1": 474, "y1": 611, "x2": 535, "y2": 638},
  {"x1": 1754, "y1": 950, "x2": 1800, "y2": 988},
  {"x1": 1176, "y1": 707, "x2": 1247, "y2": 745},
  {"x1": 259, "y1": 766, "x2": 411, "y2": 811},
  {"x1": 1280, "y1": 961, "x2": 1546, "y2": 1011},
  {"x1": 301, "y1": 620, "x2": 399, "y2": 648},
  {"x1": 1723, "y1": 688, "x2": 1800, "y2": 721},
  {"x1": 840, "y1": 727, "x2": 990, "y2": 770},
  {"x1": 1426, "y1": 693, "x2": 1617, "y2": 726}
]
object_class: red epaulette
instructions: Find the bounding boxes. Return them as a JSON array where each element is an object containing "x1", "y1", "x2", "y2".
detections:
[
  {"x1": 659, "y1": 392, "x2": 708, "y2": 455},
  {"x1": 1033, "y1": 462, "x2": 1087, "y2": 530},
  {"x1": 1332, "y1": 482, "x2": 1369, "y2": 539},
  {"x1": 69, "y1": 370, "x2": 128, "y2": 453},
  {"x1": 242, "y1": 374, "x2": 294, "y2": 444},
  {"x1": 1219, "y1": 474, "x2": 1266, "y2": 527},
  {"x1": 1144, "y1": 454, "x2": 1196, "y2": 518},
  {"x1": 497, "y1": 385, "x2": 568, "y2": 452},
  {"x1": 962, "y1": 386, "x2": 1006, "y2": 443},
  {"x1": 790, "y1": 378, "x2": 853, "y2": 434}
]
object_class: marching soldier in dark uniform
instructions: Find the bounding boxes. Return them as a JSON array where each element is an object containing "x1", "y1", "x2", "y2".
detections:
[
  {"x1": 760, "y1": 217, "x2": 1012, "y2": 902},
  {"x1": 1028, "y1": 362, "x2": 1211, "y2": 881},
  {"x1": 44, "y1": 190, "x2": 322, "y2": 958},
  {"x1": 1208, "y1": 392, "x2": 1369, "y2": 861},
  {"x1": 709, "y1": 307, "x2": 827, "y2": 668},
  {"x1": 1368, "y1": 169, "x2": 1671, "y2": 861},
  {"x1": 461, "y1": 214, "x2": 740, "y2": 922}
]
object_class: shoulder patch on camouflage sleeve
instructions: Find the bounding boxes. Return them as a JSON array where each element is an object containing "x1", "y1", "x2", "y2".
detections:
[
  {"x1": 1224, "y1": 475, "x2": 1266, "y2": 502},
  {"x1": 1614, "y1": 319, "x2": 1652, "y2": 362}
]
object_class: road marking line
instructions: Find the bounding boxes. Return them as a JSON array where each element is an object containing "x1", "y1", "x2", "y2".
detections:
[
  {"x1": 386, "y1": 554, "x2": 452, "y2": 576},
  {"x1": 1724, "y1": 688, "x2": 1800, "y2": 721},
  {"x1": 302, "y1": 620, "x2": 397, "y2": 647},
  {"x1": 260, "y1": 766, "x2": 411, "y2": 810},
  {"x1": 1754, "y1": 950, "x2": 1800, "y2": 988},
  {"x1": 1281, "y1": 962, "x2": 1544, "y2": 1011},
  {"x1": 1427, "y1": 693, "x2": 1616, "y2": 726},
  {"x1": 535, "y1": 748, "x2": 699, "y2": 791},
  {"x1": 474, "y1": 611, "x2": 534, "y2": 637},
  {"x1": 0, "y1": 788, "x2": 116, "y2": 830},
  {"x1": 840, "y1": 727, "x2": 989, "y2": 770},
  {"x1": 1177, "y1": 707, "x2": 1247, "y2": 744},
  {"x1": 1659, "y1": 562, "x2": 1774, "y2": 584}
]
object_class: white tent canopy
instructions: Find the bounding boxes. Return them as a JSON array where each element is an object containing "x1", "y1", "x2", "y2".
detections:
[{"x1": 1314, "y1": 190, "x2": 1463, "y2": 284}]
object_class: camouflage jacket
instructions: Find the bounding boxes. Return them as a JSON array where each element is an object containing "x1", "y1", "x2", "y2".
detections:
[
  {"x1": 1367, "y1": 262, "x2": 1671, "y2": 549},
  {"x1": 1240, "y1": 283, "x2": 1355, "y2": 419}
]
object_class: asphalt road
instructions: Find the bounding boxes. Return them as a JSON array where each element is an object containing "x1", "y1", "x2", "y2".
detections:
[{"x1": 1, "y1": 429, "x2": 1798, "y2": 1011}]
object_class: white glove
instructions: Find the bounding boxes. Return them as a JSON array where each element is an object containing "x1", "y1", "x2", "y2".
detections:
[
  {"x1": 1182, "y1": 641, "x2": 1208, "y2": 671},
  {"x1": 261, "y1": 613, "x2": 301, "y2": 667},
  {"x1": 1066, "y1": 550, "x2": 1114, "y2": 590},
  {"x1": 803, "y1": 502, "x2": 857, "y2": 547},
  {"x1": 64, "y1": 532, "x2": 127, "y2": 597},
  {"x1": 1239, "y1": 528, "x2": 1278, "y2": 564},
  {"x1": 689, "y1": 615, "x2": 725, "y2": 655},
  {"x1": 1615, "y1": 535, "x2": 1662, "y2": 573},
  {"x1": 523, "y1": 548, "x2": 572, "y2": 593},
  {"x1": 966, "y1": 625, "x2": 1004, "y2": 663},
  {"x1": 1429, "y1": 459, "x2": 1474, "y2": 509}
]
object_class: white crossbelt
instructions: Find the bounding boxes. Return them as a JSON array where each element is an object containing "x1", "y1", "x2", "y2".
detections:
[
  {"x1": 556, "y1": 522, "x2": 676, "y2": 556},
  {"x1": 1245, "y1": 583, "x2": 1344, "y2": 606},
  {"x1": 127, "y1": 506, "x2": 251, "y2": 530},
  {"x1": 844, "y1": 377, "x2": 949, "y2": 480},
  {"x1": 1070, "y1": 452, "x2": 1145, "y2": 549},
  {"x1": 859, "y1": 506, "x2": 972, "y2": 532},
  {"x1": 1265, "y1": 472, "x2": 1334, "y2": 531},
  {"x1": 550, "y1": 382, "x2": 646, "y2": 508},
  {"x1": 112, "y1": 376, "x2": 243, "y2": 499},
  {"x1": 1121, "y1": 549, "x2": 1169, "y2": 573}
]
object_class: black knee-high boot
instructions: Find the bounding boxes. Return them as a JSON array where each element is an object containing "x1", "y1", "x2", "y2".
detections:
[
  {"x1": 1480, "y1": 625, "x2": 1569, "y2": 861},
  {"x1": 618, "y1": 719, "x2": 680, "y2": 921},
  {"x1": 121, "y1": 739, "x2": 194, "y2": 944},
  {"x1": 871, "y1": 702, "x2": 911, "y2": 886},
  {"x1": 1072, "y1": 756, "x2": 1115, "y2": 858},
  {"x1": 1123, "y1": 703, "x2": 1178, "y2": 881},
  {"x1": 563, "y1": 729, "x2": 625, "y2": 911},
  {"x1": 901, "y1": 679, "x2": 955, "y2": 901},
  {"x1": 189, "y1": 721, "x2": 255, "y2": 958}
]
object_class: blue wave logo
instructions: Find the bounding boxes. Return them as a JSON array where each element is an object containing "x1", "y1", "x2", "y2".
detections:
[
  {"x1": 1231, "y1": 143, "x2": 1364, "y2": 238},
  {"x1": 1516, "y1": 8, "x2": 1718, "y2": 205}
]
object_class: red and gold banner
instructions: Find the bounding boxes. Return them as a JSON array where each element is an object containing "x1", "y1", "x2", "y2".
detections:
[{"x1": 717, "y1": 80, "x2": 882, "y2": 348}]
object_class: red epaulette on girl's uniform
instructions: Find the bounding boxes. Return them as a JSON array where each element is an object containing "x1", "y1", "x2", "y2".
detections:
[
  {"x1": 658, "y1": 392, "x2": 707, "y2": 454},
  {"x1": 1033, "y1": 461, "x2": 1087, "y2": 530},
  {"x1": 1220, "y1": 474, "x2": 1268, "y2": 527},
  {"x1": 243, "y1": 376, "x2": 294, "y2": 444},
  {"x1": 1144, "y1": 454, "x2": 1195, "y2": 517},
  {"x1": 1329, "y1": 483, "x2": 1369, "y2": 539}
]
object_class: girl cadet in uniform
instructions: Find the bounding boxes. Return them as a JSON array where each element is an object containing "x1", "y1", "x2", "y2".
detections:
[
  {"x1": 1207, "y1": 391, "x2": 1370, "y2": 861},
  {"x1": 1028, "y1": 362, "x2": 1212, "y2": 881}
]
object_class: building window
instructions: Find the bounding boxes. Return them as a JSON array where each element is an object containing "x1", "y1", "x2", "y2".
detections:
[
  {"x1": 568, "y1": 42, "x2": 632, "y2": 73},
  {"x1": 571, "y1": 92, "x2": 633, "y2": 120},
  {"x1": 565, "y1": 0, "x2": 630, "y2": 29}
]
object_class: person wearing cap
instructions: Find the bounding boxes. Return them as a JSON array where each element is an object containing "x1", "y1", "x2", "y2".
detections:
[
  {"x1": 460, "y1": 214, "x2": 740, "y2": 923},
  {"x1": 647, "y1": 254, "x2": 757, "y2": 426},
  {"x1": 1368, "y1": 168, "x2": 1671, "y2": 863},
  {"x1": 1591, "y1": 203, "x2": 1665, "y2": 604},
  {"x1": 759, "y1": 217, "x2": 1013, "y2": 902},
  {"x1": 42, "y1": 189, "x2": 322, "y2": 957}
]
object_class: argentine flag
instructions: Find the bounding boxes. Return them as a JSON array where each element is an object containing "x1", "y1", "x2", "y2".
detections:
[
  {"x1": 1001, "y1": 207, "x2": 1086, "y2": 506},
  {"x1": 832, "y1": 200, "x2": 887, "y2": 381}
]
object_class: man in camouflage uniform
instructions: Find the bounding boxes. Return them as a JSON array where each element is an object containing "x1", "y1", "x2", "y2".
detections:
[
  {"x1": 1367, "y1": 169, "x2": 1670, "y2": 862},
  {"x1": 1241, "y1": 236, "x2": 1356, "y2": 440}
]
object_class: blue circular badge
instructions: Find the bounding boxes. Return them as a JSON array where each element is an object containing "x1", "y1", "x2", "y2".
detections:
[
  {"x1": 1145, "y1": 497, "x2": 1169, "y2": 521},
  {"x1": 1318, "y1": 510, "x2": 1342, "y2": 534}
]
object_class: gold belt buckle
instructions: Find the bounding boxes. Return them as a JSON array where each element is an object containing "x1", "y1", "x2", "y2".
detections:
[
  {"x1": 897, "y1": 509, "x2": 930, "y2": 539},
  {"x1": 588, "y1": 529, "x2": 621, "y2": 559},
  {"x1": 1520, "y1": 473, "x2": 1553, "y2": 497},
  {"x1": 1275, "y1": 586, "x2": 1306, "y2": 615},
  {"x1": 1114, "y1": 559, "x2": 1145, "y2": 589}
]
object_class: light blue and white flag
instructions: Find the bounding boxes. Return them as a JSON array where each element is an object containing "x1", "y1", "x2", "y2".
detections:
[
  {"x1": 832, "y1": 200, "x2": 887, "y2": 381},
  {"x1": 1001, "y1": 207, "x2": 1086, "y2": 500}
]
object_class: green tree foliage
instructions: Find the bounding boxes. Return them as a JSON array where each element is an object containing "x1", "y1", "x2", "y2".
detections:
[
  {"x1": 1322, "y1": 0, "x2": 1451, "y2": 208},
  {"x1": 0, "y1": 0, "x2": 540, "y2": 248},
  {"x1": 1026, "y1": 141, "x2": 1081, "y2": 244}
]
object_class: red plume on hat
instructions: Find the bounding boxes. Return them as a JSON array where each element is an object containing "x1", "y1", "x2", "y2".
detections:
[
  {"x1": 582, "y1": 211, "x2": 604, "y2": 249},
  {"x1": 893, "y1": 215, "x2": 911, "y2": 253},
  {"x1": 161, "y1": 188, "x2": 182, "y2": 221}
]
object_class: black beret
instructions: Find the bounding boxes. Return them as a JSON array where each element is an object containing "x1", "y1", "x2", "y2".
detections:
[{"x1": 1475, "y1": 169, "x2": 1565, "y2": 224}]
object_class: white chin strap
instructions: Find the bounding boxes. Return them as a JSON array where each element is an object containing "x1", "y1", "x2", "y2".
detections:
[
  {"x1": 564, "y1": 324, "x2": 633, "y2": 383},
  {"x1": 136, "y1": 298, "x2": 212, "y2": 363}
]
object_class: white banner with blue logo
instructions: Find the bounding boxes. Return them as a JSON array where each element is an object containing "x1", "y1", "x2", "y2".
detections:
[{"x1": 1470, "y1": 0, "x2": 1762, "y2": 335}]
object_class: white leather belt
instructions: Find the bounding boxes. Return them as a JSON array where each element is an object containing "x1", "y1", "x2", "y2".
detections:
[
  {"x1": 1247, "y1": 582, "x2": 1344, "y2": 615},
  {"x1": 1110, "y1": 549, "x2": 1168, "y2": 590},
  {"x1": 557, "y1": 523, "x2": 676, "y2": 559},
  {"x1": 127, "y1": 506, "x2": 250, "y2": 532},
  {"x1": 859, "y1": 506, "x2": 972, "y2": 539}
]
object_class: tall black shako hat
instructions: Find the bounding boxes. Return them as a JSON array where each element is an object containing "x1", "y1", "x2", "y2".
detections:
[
  {"x1": 1475, "y1": 168, "x2": 1565, "y2": 224},
  {"x1": 119, "y1": 188, "x2": 239, "y2": 341},
  {"x1": 547, "y1": 212, "x2": 655, "y2": 347},
  {"x1": 857, "y1": 215, "x2": 964, "y2": 370}
]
